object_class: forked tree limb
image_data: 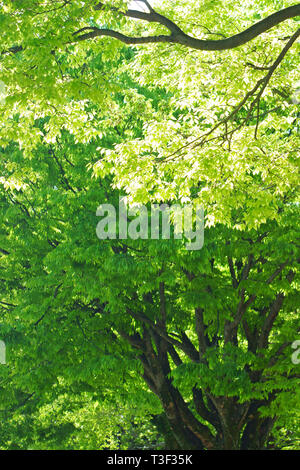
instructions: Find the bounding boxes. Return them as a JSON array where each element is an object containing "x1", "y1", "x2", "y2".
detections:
[
  {"x1": 3, "y1": 4, "x2": 299, "y2": 56},
  {"x1": 155, "y1": 27, "x2": 300, "y2": 162},
  {"x1": 73, "y1": 3, "x2": 300, "y2": 51}
]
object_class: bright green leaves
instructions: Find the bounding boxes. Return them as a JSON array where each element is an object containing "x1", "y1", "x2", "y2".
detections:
[{"x1": 0, "y1": 0, "x2": 299, "y2": 450}]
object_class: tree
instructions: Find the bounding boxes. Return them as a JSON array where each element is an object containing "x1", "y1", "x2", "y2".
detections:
[
  {"x1": 0, "y1": 129, "x2": 163, "y2": 450},
  {"x1": 0, "y1": 0, "x2": 299, "y2": 450}
]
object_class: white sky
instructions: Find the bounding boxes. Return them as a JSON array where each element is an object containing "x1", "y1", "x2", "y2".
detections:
[
  {"x1": 129, "y1": 1, "x2": 161, "y2": 12},
  {"x1": 129, "y1": 1, "x2": 150, "y2": 12}
]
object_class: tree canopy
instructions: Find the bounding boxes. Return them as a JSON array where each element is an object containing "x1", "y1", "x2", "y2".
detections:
[{"x1": 0, "y1": 0, "x2": 299, "y2": 450}]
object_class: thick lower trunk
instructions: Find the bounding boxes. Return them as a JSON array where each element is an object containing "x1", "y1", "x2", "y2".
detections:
[
  {"x1": 158, "y1": 393, "x2": 275, "y2": 450},
  {"x1": 241, "y1": 416, "x2": 276, "y2": 450},
  {"x1": 130, "y1": 327, "x2": 276, "y2": 450},
  {"x1": 157, "y1": 379, "x2": 206, "y2": 449}
]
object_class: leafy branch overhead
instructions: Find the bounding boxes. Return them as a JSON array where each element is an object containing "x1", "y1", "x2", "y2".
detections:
[{"x1": 74, "y1": 2, "x2": 300, "y2": 50}]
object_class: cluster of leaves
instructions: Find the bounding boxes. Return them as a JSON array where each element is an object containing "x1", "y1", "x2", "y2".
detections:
[{"x1": 0, "y1": 126, "x2": 165, "y2": 449}]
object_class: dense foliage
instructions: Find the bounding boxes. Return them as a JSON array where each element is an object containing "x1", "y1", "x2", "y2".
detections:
[{"x1": 0, "y1": 0, "x2": 299, "y2": 450}]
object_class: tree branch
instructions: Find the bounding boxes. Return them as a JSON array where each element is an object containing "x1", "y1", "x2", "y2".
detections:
[{"x1": 74, "y1": 4, "x2": 300, "y2": 51}]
